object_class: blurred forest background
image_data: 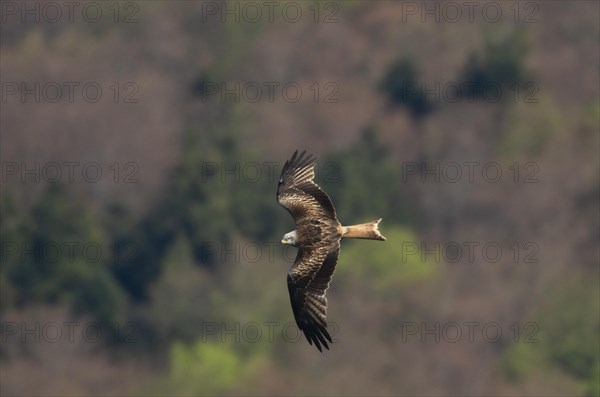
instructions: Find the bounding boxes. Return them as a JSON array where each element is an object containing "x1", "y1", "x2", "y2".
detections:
[{"x1": 1, "y1": 1, "x2": 599, "y2": 396}]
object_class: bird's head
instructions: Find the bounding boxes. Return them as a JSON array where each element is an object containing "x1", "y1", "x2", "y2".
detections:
[{"x1": 281, "y1": 230, "x2": 298, "y2": 246}]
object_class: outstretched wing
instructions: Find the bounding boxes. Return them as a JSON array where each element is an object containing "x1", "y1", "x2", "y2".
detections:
[
  {"x1": 288, "y1": 242, "x2": 340, "y2": 352},
  {"x1": 287, "y1": 242, "x2": 340, "y2": 352},
  {"x1": 277, "y1": 150, "x2": 337, "y2": 222}
]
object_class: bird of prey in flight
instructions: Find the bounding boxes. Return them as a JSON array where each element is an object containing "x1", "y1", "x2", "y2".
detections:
[{"x1": 277, "y1": 150, "x2": 386, "y2": 352}]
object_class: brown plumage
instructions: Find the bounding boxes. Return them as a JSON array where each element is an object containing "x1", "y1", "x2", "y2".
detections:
[{"x1": 277, "y1": 150, "x2": 386, "y2": 352}]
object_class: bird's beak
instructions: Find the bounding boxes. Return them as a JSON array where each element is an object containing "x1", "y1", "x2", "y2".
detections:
[{"x1": 281, "y1": 239, "x2": 286, "y2": 244}]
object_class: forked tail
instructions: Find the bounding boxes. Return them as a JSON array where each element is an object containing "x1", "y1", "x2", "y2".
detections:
[{"x1": 341, "y1": 218, "x2": 386, "y2": 241}]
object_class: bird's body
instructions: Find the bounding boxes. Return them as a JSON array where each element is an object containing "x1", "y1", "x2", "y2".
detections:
[
  {"x1": 277, "y1": 150, "x2": 386, "y2": 352},
  {"x1": 294, "y1": 218, "x2": 342, "y2": 247}
]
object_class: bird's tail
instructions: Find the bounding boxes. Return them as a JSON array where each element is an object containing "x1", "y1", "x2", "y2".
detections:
[{"x1": 341, "y1": 218, "x2": 386, "y2": 241}]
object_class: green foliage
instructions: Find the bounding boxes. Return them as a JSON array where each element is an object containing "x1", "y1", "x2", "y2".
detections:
[
  {"x1": 167, "y1": 340, "x2": 242, "y2": 395},
  {"x1": 163, "y1": 106, "x2": 278, "y2": 244},
  {"x1": 0, "y1": 190, "x2": 32, "y2": 313},
  {"x1": 0, "y1": 272, "x2": 16, "y2": 313},
  {"x1": 0, "y1": 190, "x2": 32, "y2": 244},
  {"x1": 160, "y1": 339, "x2": 268, "y2": 395},
  {"x1": 501, "y1": 340, "x2": 544, "y2": 381},
  {"x1": 146, "y1": 234, "x2": 213, "y2": 342},
  {"x1": 322, "y1": 127, "x2": 420, "y2": 227},
  {"x1": 381, "y1": 58, "x2": 432, "y2": 117},
  {"x1": 462, "y1": 29, "x2": 531, "y2": 97},
  {"x1": 113, "y1": 105, "x2": 282, "y2": 298},
  {"x1": 582, "y1": 101, "x2": 600, "y2": 130},
  {"x1": 70, "y1": 267, "x2": 126, "y2": 324},
  {"x1": 338, "y1": 226, "x2": 437, "y2": 293},
  {"x1": 498, "y1": 98, "x2": 562, "y2": 158},
  {"x1": 543, "y1": 280, "x2": 599, "y2": 381},
  {"x1": 586, "y1": 360, "x2": 600, "y2": 397},
  {"x1": 4, "y1": 184, "x2": 125, "y2": 323},
  {"x1": 502, "y1": 275, "x2": 600, "y2": 395}
]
